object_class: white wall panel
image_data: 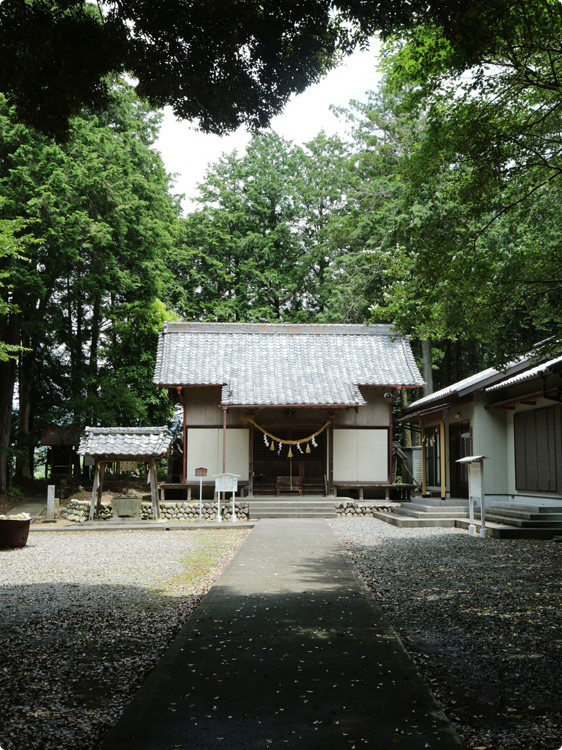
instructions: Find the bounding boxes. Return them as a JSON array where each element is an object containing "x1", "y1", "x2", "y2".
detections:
[
  {"x1": 357, "y1": 430, "x2": 388, "y2": 481},
  {"x1": 333, "y1": 429, "x2": 388, "y2": 482},
  {"x1": 225, "y1": 429, "x2": 249, "y2": 480},
  {"x1": 187, "y1": 428, "x2": 249, "y2": 481},
  {"x1": 333, "y1": 430, "x2": 358, "y2": 481}
]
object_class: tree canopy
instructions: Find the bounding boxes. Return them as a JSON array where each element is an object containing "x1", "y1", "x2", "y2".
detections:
[
  {"x1": 0, "y1": 81, "x2": 182, "y2": 490},
  {"x1": 2, "y1": 0, "x2": 555, "y2": 139},
  {"x1": 170, "y1": 131, "x2": 350, "y2": 322}
]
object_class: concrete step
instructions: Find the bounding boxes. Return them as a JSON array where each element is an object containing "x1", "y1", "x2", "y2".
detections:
[
  {"x1": 401, "y1": 501, "x2": 469, "y2": 513},
  {"x1": 252, "y1": 510, "x2": 338, "y2": 519},
  {"x1": 406, "y1": 498, "x2": 469, "y2": 508},
  {"x1": 478, "y1": 512, "x2": 562, "y2": 529},
  {"x1": 456, "y1": 518, "x2": 561, "y2": 539},
  {"x1": 372, "y1": 512, "x2": 457, "y2": 528},
  {"x1": 489, "y1": 502, "x2": 562, "y2": 515},
  {"x1": 248, "y1": 500, "x2": 337, "y2": 519},
  {"x1": 487, "y1": 508, "x2": 562, "y2": 522},
  {"x1": 397, "y1": 504, "x2": 469, "y2": 518}
]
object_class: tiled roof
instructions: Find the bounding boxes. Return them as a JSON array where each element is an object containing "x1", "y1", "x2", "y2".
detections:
[
  {"x1": 78, "y1": 427, "x2": 173, "y2": 458},
  {"x1": 404, "y1": 352, "x2": 560, "y2": 415},
  {"x1": 485, "y1": 354, "x2": 562, "y2": 392},
  {"x1": 405, "y1": 367, "x2": 502, "y2": 411},
  {"x1": 153, "y1": 322, "x2": 424, "y2": 407}
]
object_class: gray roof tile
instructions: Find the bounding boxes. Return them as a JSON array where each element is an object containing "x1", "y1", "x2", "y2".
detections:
[
  {"x1": 153, "y1": 322, "x2": 424, "y2": 406},
  {"x1": 485, "y1": 354, "x2": 562, "y2": 392},
  {"x1": 78, "y1": 427, "x2": 173, "y2": 458}
]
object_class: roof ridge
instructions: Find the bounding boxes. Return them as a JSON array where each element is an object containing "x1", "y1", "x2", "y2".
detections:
[
  {"x1": 84, "y1": 426, "x2": 168, "y2": 433},
  {"x1": 162, "y1": 322, "x2": 394, "y2": 336}
]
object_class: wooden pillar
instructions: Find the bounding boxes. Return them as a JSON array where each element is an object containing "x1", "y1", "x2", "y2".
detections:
[
  {"x1": 182, "y1": 395, "x2": 187, "y2": 485},
  {"x1": 327, "y1": 424, "x2": 334, "y2": 495},
  {"x1": 97, "y1": 463, "x2": 105, "y2": 515},
  {"x1": 421, "y1": 424, "x2": 427, "y2": 495},
  {"x1": 248, "y1": 425, "x2": 254, "y2": 497},
  {"x1": 222, "y1": 406, "x2": 227, "y2": 504},
  {"x1": 388, "y1": 395, "x2": 393, "y2": 484},
  {"x1": 89, "y1": 461, "x2": 105, "y2": 520},
  {"x1": 89, "y1": 462, "x2": 100, "y2": 520},
  {"x1": 148, "y1": 458, "x2": 160, "y2": 520},
  {"x1": 222, "y1": 406, "x2": 227, "y2": 473},
  {"x1": 440, "y1": 419, "x2": 446, "y2": 500}
]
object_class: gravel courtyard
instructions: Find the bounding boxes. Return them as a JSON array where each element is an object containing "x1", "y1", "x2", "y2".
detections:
[
  {"x1": 331, "y1": 519, "x2": 562, "y2": 750},
  {"x1": 0, "y1": 522, "x2": 560, "y2": 750},
  {"x1": 0, "y1": 528, "x2": 249, "y2": 750}
]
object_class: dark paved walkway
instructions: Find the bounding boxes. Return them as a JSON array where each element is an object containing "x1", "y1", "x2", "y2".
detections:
[{"x1": 99, "y1": 519, "x2": 464, "y2": 750}]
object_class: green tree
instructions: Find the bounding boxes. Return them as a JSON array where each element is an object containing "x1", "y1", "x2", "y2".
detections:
[
  {"x1": 169, "y1": 131, "x2": 351, "y2": 323},
  {"x1": 0, "y1": 0, "x2": 356, "y2": 139},
  {"x1": 0, "y1": 82, "x2": 181, "y2": 489},
  {"x1": 3, "y1": 1, "x2": 554, "y2": 139},
  {"x1": 366, "y1": 11, "x2": 562, "y2": 362}
]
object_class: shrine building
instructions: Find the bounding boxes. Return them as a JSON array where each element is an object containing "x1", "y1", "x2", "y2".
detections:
[{"x1": 153, "y1": 322, "x2": 424, "y2": 498}]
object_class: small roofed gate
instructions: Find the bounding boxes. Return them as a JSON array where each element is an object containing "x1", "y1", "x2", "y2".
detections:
[{"x1": 78, "y1": 427, "x2": 174, "y2": 520}]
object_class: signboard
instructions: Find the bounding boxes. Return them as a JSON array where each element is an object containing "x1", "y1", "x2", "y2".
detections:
[
  {"x1": 195, "y1": 466, "x2": 208, "y2": 477},
  {"x1": 214, "y1": 472, "x2": 239, "y2": 493},
  {"x1": 456, "y1": 456, "x2": 487, "y2": 537}
]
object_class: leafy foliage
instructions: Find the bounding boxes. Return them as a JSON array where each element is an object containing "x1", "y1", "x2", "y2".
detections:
[
  {"x1": 0, "y1": 218, "x2": 34, "y2": 361},
  {"x1": 0, "y1": 0, "x2": 354, "y2": 139},
  {"x1": 0, "y1": 82, "x2": 182, "y2": 485},
  {"x1": 365, "y1": 2, "x2": 562, "y2": 361},
  {"x1": 171, "y1": 131, "x2": 351, "y2": 322}
]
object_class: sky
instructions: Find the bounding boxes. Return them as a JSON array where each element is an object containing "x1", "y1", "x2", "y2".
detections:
[{"x1": 156, "y1": 40, "x2": 382, "y2": 213}]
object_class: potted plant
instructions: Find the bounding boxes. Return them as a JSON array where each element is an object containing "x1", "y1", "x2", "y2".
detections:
[{"x1": 0, "y1": 513, "x2": 31, "y2": 548}]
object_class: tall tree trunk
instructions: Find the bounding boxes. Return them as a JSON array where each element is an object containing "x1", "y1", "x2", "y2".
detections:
[
  {"x1": 401, "y1": 388, "x2": 412, "y2": 447},
  {"x1": 422, "y1": 339, "x2": 433, "y2": 395},
  {"x1": 0, "y1": 316, "x2": 19, "y2": 493},
  {"x1": 87, "y1": 296, "x2": 101, "y2": 423},
  {"x1": 15, "y1": 344, "x2": 34, "y2": 480}
]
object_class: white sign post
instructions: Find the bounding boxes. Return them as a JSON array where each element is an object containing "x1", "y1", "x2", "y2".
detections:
[
  {"x1": 456, "y1": 456, "x2": 487, "y2": 538},
  {"x1": 195, "y1": 467, "x2": 207, "y2": 519},
  {"x1": 214, "y1": 473, "x2": 239, "y2": 523}
]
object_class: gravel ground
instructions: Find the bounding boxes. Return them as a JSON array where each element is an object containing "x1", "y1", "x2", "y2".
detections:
[
  {"x1": 1, "y1": 522, "x2": 560, "y2": 750},
  {"x1": 0, "y1": 528, "x2": 249, "y2": 750},
  {"x1": 331, "y1": 519, "x2": 562, "y2": 750}
]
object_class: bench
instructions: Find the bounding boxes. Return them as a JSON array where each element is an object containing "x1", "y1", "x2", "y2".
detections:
[{"x1": 276, "y1": 476, "x2": 303, "y2": 495}]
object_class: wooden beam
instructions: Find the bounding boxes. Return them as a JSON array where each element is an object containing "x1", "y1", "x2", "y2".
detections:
[
  {"x1": 96, "y1": 463, "x2": 105, "y2": 516},
  {"x1": 439, "y1": 420, "x2": 446, "y2": 500},
  {"x1": 89, "y1": 462, "x2": 100, "y2": 520},
  {"x1": 222, "y1": 406, "x2": 227, "y2": 473},
  {"x1": 326, "y1": 424, "x2": 334, "y2": 495},
  {"x1": 183, "y1": 396, "x2": 187, "y2": 484},
  {"x1": 388, "y1": 397, "x2": 393, "y2": 484},
  {"x1": 421, "y1": 424, "x2": 427, "y2": 495},
  {"x1": 148, "y1": 458, "x2": 160, "y2": 520},
  {"x1": 248, "y1": 424, "x2": 254, "y2": 497}
]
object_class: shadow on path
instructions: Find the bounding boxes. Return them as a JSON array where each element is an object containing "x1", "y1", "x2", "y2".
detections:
[{"x1": 99, "y1": 519, "x2": 464, "y2": 750}]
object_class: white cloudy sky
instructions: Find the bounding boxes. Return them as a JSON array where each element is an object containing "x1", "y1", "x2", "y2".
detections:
[{"x1": 156, "y1": 40, "x2": 382, "y2": 213}]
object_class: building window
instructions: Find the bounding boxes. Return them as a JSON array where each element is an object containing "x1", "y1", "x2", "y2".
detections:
[
  {"x1": 424, "y1": 424, "x2": 441, "y2": 487},
  {"x1": 514, "y1": 405, "x2": 562, "y2": 493}
]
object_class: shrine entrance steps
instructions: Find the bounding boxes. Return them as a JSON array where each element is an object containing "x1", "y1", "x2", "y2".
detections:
[
  {"x1": 248, "y1": 495, "x2": 340, "y2": 519},
  {"x1": 374, "y1": 498, "x2": 562, "y2": 538}
]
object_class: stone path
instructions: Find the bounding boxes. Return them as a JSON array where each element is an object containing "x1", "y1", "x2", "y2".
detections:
[{"x1": 99, "y1": 519, "x2": 464, "y2": 749}]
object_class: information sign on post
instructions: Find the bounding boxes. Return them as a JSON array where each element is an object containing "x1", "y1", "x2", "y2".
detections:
[
  {"x1": 214, "y1": 473, "x2": 240, "y2": 523},
  {"x1": 195, "y1": 467, "x2": 207, "y2": 519},
  {"x1": 456, "y1": 456, "x2": 487, "y2": 537}
]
